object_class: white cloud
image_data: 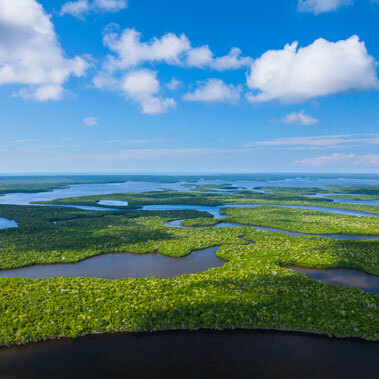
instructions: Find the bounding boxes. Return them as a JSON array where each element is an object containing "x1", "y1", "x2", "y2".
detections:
[
  {"x1": 166, "y1": 78, "x2": 182, "y2": 90},
  {"x1": 137, "y1": 96, "x2": 176, "y2": 116},
  {"x1": 282, "y1": 110, "x2": 319, "y2": 126},
  {"x1": 121, "y1": 69, "x2": 176, "y2": 115},
  {"x1": 95, "y1": 27, "x2": 251, "y2": 113},
  {"x1": 211, "y1": 47, "x2": 253, "y2": 70},
  {"x1": 186, "y1": 46, "x2": 213, "y2": 68},
  {"x1": 122, "y1": 69, "x2": 159, "y2": 96},
  {"x1": 296, "y1": 153, "x2": 379, "y2": 166},
  {"x1": 355, "y1": 154, "x2": 379, "y2": 166},
  {"x1": 183, "y1": 79, "x2": 241, "y2": 103},
  {"x1": 60, "y1": 0, "x2": 127, "y2": 18},
  {"x1": 186, "y1": 46, "x2": 252, "y2": 70},
  {"x1": 0, "y1": 0, "x2": 89, "y2": 101},
  {"x1": 99, "y1": 27, "x2": 251, "y2": 72},
  {"x1": 297, "y1": 0, "x2": 353, "y2": 14},
  {"x1": 94, "y1": 0, "x2": 127, "y2": 11},
  {"x1": 246, "y1": 35, "x2": 379, "y2": 103},
  {"x1": 102, "y1": 28, "x2": 191, "y2": 70},
  {"x1": 60, "y1": 0, "x2": 90, "y2": 18},
  {"x1": 244, "y1": 133, "x2": 379, "y2": 149},
  {"x1": 83, "y1": 117, "x2": 98, "y2": 126}
]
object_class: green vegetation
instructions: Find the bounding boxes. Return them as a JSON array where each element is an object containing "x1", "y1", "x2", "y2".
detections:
[
  {"x1": 325, "y1": 194, "x2": 379, "y2": 201},
  {"x1": 0, "y1": 205, "x2": 213, "y2": 269},
  {"x1": 256, "y1": 184, "x2": 379, "y2": 196},
  {"x1": 34, "y1": 189, "x2": 331, "y2": 207},
  {"x1": 35, "y1": 190, "x2": 379, "y2": 214},
  {"x1": 188, "y1": 183, "x2": 244, "y2": 192},
  {"x1": 1, "y1": 226, "x2": 378, "y2": 346},
  {"x1": 0, "y1": 176, "x2": 130, "y2": 194},
  {"x1": 322, "y1": 185, "x2": 379, "y2": 196},
  {"x1": 254, "y1": 186, "x2": 321, "y2": 195},
  {"x1": 0, "y1": 188, "x2": 378, "y2": 346},
  {"x1": 218, "y1": 206, "x2": 379, "y2": 235}
]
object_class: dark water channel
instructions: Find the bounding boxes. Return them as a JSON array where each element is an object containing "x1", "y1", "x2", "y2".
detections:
[
  {"x1": 164, "y1": 219, "x2": 379, "y2": 240},
  {"x1": 287, "y1": 266, "x2": 379, "y2": 295},
  {"x1": 0, "y1": 247, "x2": 224, "y2": 279},
  {"x1": 0, "y1": 329, "x2": 377, "y2": 379},
  {"x1": 142, "y1": 203, "x2": 379, "y2": 217}
]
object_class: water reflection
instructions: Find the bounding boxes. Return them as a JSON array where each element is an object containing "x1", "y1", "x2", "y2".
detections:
[
  {"x1": 0, "y1": 217, "x2": 18, "y2": 230},
  {"x1": 0, "y1": 330, "x2": 377, "y2": 379},
  {"x1": 286, "y1": 266, "x2": 379, "y2": 294},
  {"x1": 143, "y1": 203, "x2": 379, "y2": 218},
  {"x1": 0, "y1": 246, "x2": 224, "y2": 279},
  {"x1": 163, "y1": 219, "x2": 379, "y2": 240},
  {"x1": 98, "y1": 200, "x2": 129, "y2": 207}
]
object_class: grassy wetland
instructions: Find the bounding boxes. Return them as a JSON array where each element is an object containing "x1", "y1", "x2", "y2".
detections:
[{"x1": 0, "y1": 183, "x2": 378, "y2": 347}]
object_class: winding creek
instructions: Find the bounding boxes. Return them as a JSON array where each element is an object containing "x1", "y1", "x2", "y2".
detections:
[
  {"x1": 164, "y1": 219, "x2": 379, "y2": 240},
  {"x1": 141, "y1": 203, "x2": 379, "y2": 217}
]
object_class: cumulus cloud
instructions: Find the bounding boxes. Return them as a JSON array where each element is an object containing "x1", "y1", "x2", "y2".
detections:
[
  {"x1": 186, "y1": 46, "x2": 252, "y2": 70},
  {"x1": 102, "y1": 28, "x2": 191, "y2": 70},
  {"x1": 166, "y1": 78, "x2": 182, "y2": 90},
  {"x1": 296, "y1": 153, "x2": 379, "y2": 166},
  {"x1": 246, "y1": 35, "x2": 379, "y2": 103},
  {"x1": 60, "y1": 0, "x2": 89, "y2": 17},
  {"x1": 99, "y1": 27, "x2": 251, "y2": 72},
  {"x1": 94, "y1": 27, "x2": 251, "y2": 113},
  {"x1": 121, "y1": 69, "x2": 176, "y2": 115},
  {"x1": 183, "y1": 79, "x2": 241, "y2": 103},
  {"x1": 83, "y1": 117, "x2": 98, "y2": 126},
  {"x1": 186, "y1": 46, "x2": 213, "y2": 68},
  {"x1": 282, "y1": 110, "x2": 319, "y2": 126},
  {"x1": 297, "y1": 0, "x2": 353, "y2": 14},
  {"x1": 0, "y1": 0, "x2": 89, "y2": 101},
  {"x1": 60, "y1": 0, "x2": 127, "y2": 18}
]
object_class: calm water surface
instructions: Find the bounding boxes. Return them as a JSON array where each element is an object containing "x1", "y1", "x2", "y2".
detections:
[
  {"x1": 1, "y1": 176, "x2": 378, "y2": 206},
  {"x1": 310, "y1": 193, "x2": 379, "y2": 206},
  {"x1": 98, "y1": 200, "x2": 129, "y2": 207},
  {"x1": 287, "y1": 266, "x2": 379, "y2": 295},
  {"x1": 0, "y1": 330, "x2": 377, "y2": 379},
  {"x1": 0, "y1": 217, "x2": 18, "y2": 230},
  {"x1": 0, "y1": 247, "x2": 224, "y2": 279},
  {"x1": 143, "y1": 203, "x2": 379, "y2": 217},
  {"x1": 164, "y1": 219, "x2": 379, "y2": 240}
]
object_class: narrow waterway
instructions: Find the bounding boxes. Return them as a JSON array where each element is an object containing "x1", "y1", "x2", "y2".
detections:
[
  {"x1": 164, "y1": 219, "x2": 379, "y2": 240},
  {"x1": 142, "y1": 203, "x2": 379, "y2": 217}
]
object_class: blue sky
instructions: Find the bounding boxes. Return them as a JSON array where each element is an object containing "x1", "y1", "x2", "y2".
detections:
[{"x1": 0, "y1": 0, "x2": 378, "y2": 173}]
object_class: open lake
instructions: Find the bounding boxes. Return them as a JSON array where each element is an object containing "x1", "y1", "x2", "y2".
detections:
[
  {"x1": 0, "y1": 329, "x2": 377, "y2": 379},
  {"x1": 0, "y1": 247, "x2": 224, "y2": 279}
]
